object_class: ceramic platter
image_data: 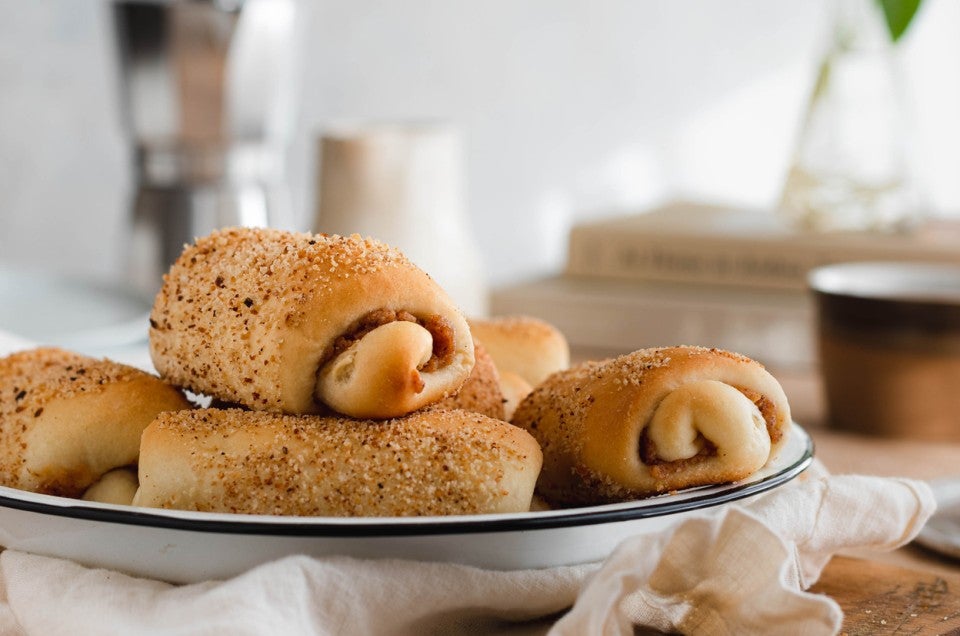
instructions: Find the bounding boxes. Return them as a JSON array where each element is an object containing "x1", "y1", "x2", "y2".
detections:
[{"x1": 0, "y1": 424, "x2": 813, "y2": 583}]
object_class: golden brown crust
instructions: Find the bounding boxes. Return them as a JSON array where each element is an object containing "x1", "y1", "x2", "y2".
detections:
[
  {"x1": 468, "y1": 315, "x2": 569, "y2": 387},
  {"x1": 133, "y1": 408, "x2": 542, "y2": 516},
  {"x1": 0, "y1": 347, "x2": 191, "y2": 496},
  {"x1": 149, "y1": 227, "x2": 475, "y2": 418},
  {"x1": 510, "y1": 346, "x2": 792, "y2": 505},
  {"x1": 432, "y1": 344, "x2": 505, "y2": 420}
]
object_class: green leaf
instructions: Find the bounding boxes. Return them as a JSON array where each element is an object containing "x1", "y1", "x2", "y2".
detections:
[{"x1": 876, "y1": 0, "x2": 923, "y2": 42}]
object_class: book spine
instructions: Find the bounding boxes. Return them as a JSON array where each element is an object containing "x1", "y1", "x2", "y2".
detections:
[
  {"x1": 566, "y1": 226, "x2": 819, "y2": 289},
  {"x1": 566, "y1": 226, "x2": 960, "y2": 289},
  {"x1": 489, "y1": 277, "x2": 815, "y2": 371}
]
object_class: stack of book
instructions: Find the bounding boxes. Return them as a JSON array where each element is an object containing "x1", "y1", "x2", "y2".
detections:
[{"x1": 491, "y1": 201, "x2": 960, "y2": 371}]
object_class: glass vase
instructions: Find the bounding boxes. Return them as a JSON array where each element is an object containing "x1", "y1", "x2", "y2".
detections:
[{"x1": 779, "y1": 0, "x2": 919, "y2": 233}]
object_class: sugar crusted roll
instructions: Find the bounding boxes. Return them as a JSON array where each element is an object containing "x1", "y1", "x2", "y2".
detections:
[
  {"x1": 0, "y1": 348, "x2": 190, "y2": 498},
  {"x1": 511, "y1": 346, "x2": 791, "y2": 505},
  {"x1": 149, "y1": 227, "x2": 475, "y2": 419},
  {"x1": 133, "y1": 408, "x2": 542, "y2": 516},
  {"x1": 432, "y1": 344, "x2": 506, "y2": 420},
  {"x1": 468, "y1": 315, "x2": 570, "y2": 388}
]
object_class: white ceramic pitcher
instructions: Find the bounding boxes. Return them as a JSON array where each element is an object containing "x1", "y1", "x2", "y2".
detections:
[{"x1": 315, "y1": 122, "x2": 488, "y2": 316}]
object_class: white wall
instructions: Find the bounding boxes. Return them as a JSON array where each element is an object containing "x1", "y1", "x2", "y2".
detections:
[{"x1": 1, "y1": 0, "x2": 957, "y2": 288}]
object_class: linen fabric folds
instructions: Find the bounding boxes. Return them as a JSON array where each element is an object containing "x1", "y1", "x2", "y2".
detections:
[{"x1": 0, "y1": 466, "x2": 935, "y2": 636}]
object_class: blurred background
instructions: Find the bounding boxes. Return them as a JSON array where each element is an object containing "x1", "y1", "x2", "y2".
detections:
[
  {"x1": 3, "y1": 0, "x2": 960, "y2": 391},
  {"x1": 3, "y1": 0, "x2": 959, "y2": 290}
]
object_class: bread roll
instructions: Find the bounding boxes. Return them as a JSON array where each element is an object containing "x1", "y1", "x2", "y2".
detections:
[
  {"x1": 511, "y1": 346, "x2": 791, "y2": 505},
  {"x1": 433, "y1": 344, "x2": 505, "y2": 420},
  {"x1": 498, "y1": 370, "x2": 532, "y2": 421},
  {"x1": 468, "y1": 316, "x2": 569, "y2": 387},
  {"x1": 82, "y1": 467, "x2": 139, "y2": 505},
  {"x1": 149, "y1": 228, "x2": 475, "y2": 419},
  {"x1": 133, "y1": 408, "x2": 542, "y2": 516},
  {"x1": 0, "y1": 348, "x2": 190, "y2": 497}
]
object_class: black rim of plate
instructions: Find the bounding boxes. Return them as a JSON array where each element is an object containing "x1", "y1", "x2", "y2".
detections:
[{"x1": 0, "y1": 428, "x2": 814, "y2": 538}]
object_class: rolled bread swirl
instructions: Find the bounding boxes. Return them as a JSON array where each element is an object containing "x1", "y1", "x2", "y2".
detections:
[
  {"x1": 0, "y1": 348, "x2": 190, "y2": 498},
  {"x1": 511, "y1": 346, "x2": 791, "y2": 505},
  {"x1": 133, "y1": 408, "x2": 542, "y2": 516},
  {"x1": 468, "y1": 316, "x2": 570, "y2": 388},
  {"x1": 149, "y1": 228, "x2": 475, "y2": 419}
]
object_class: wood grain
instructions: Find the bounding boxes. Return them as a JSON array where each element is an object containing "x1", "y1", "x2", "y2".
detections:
[{"x1": 813, "y1": 556, "x2": 960, "y2": 635}]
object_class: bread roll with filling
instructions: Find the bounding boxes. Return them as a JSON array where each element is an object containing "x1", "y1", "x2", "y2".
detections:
[
  {"x1": 433, "y1": 344, "x2": 505, "y2": 420},
  {"x1": 469, "y1": 316, "x2": 569, "y2": 387},
  {"x1": 511, "y1": 346, "x2": 791, "y2": 505},
  {"x1": 0, "y1": 348, "x2": 190, "y2": 497},
  {"x1": 149, "y1": 227, "x2": 475, "y2": 419},
  {"x1": 133, "y1": 408, "x2": 542, "y2": 516}
]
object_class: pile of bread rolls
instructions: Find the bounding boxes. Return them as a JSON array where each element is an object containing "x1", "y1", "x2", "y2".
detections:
[
  {"x1": 0, "y1": 347, "x2": 190, "y2": 504},
  {"x1": 0, "y1": 226, "x2": 793, "y2": 516}
]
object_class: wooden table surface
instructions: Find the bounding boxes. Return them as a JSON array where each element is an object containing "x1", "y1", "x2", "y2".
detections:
[{"x1": 777, "y1": 369, "x2": 960, "y2": 634}]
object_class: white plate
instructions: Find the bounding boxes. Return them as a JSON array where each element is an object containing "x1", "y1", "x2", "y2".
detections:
[
  {"x1": 915, "y1": 477, "x2": 960, "y2": 560},
  {"x1": 0, "y1": 423, "x2": 813, "y2": 583}
]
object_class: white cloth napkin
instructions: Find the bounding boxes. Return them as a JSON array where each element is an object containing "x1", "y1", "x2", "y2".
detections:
[
  {"x1": 0, "y1": 467, "x2": 935, "y2": 636},
  {"x1": 552, "y1": 471, "x2": 934, "y2": 635}
]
